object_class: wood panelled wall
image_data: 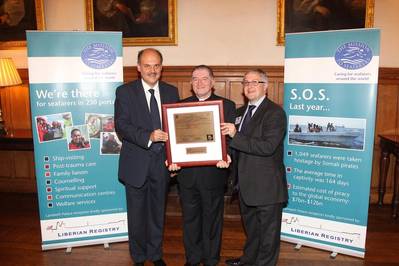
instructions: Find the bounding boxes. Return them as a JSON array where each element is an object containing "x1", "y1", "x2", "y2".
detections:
[
  {"x1": 1, "y1": 66, "x2": 398, "y2": 204},
  {"x1": 0, "y1": 69, "x2": 35, "y2": 192}
]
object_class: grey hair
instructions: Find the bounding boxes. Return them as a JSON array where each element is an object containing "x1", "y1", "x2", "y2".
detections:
[{"x1": 245, "y1": 69, "x2": 268, "y2": 83}]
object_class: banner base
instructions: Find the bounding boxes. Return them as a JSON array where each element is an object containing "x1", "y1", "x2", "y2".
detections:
[
  {"x1": 281, "y1": 236, "x2": 365, "y2": 258},
  {"x1": 42, "y1": 236, "x2": 128, "y2": 251}
]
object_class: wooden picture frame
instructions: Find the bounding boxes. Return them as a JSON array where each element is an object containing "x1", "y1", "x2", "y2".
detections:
[
  {"x1": 86, "y1": 0, "x2": 177, "y2": 46},
  {"x1": 0, "y1": 0, "x2": 45, "y2": 49},
  {"x1": 277, "y1": 0, "x2": 375, "y2": 45},
  {"x1": 162, "y1": 100, "x2": 227, "y2": 167}
]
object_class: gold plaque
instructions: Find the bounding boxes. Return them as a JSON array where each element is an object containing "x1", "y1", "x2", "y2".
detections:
[
  {"x1": 186, "y1": 147, "x2": 207, "y2": 154},
  {"x1": 174, "y1": 111, "x2": 215, "y2": 144}
]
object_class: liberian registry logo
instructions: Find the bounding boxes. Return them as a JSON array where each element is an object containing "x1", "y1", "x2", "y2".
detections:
[
  {"x1": 334, "y1": 42, "x2": 372, "y2": 70},
  {"x1": 81, "y1": 43, "x2": 116, "y2": 69}
]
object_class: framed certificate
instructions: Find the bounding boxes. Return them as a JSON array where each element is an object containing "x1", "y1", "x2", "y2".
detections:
[{"x1": 162, "y1": 100, "x2": 227, "y2": 167}]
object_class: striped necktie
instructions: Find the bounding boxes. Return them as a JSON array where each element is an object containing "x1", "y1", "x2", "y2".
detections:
[{"x1": 240, "y1": 105, "x2": 256, "y2": 133}]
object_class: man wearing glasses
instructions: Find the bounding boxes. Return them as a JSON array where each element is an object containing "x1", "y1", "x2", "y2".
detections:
[{"x1": 221, "y1": 69, "x2": 288, "y2": 266}]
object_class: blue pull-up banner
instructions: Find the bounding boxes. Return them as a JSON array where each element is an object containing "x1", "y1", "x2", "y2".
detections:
[
  {"x1": 282, "y1": 29, "x2": 380, "y2": 258},
  {"x1": 27, "y1": 31, "x2": 128, "y2": 250}
]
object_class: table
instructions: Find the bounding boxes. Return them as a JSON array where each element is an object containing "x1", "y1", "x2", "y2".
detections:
[{"x1": 378, "y1": 134, "x2": 399, "y2": 218}]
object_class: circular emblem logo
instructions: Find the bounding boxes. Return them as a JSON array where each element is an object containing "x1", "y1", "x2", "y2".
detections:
[
  {"x1": 334, "y1": 42, "x2": 372, "y2": 70},
  {"x1": 81, "y1": 43, "x2": 116, "y2": 69}
]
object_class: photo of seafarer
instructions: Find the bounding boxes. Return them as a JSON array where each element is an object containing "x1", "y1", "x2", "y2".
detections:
[
  {"x1": 288, "y1": 115, "x2": 366, "y2": 150},
  {"x1": 85, "y1": 113, "x2": 102, "y2": 138},
  {"x1": 35, "y1": 112, "x2": 73, "y2": 143},
  {"x1": 100, "y1": 132, "x2": 122, "y2": 155},
  {"x1": 85, "y1": 113, "x2": 115, "y2": 138},
  {"x1": 101, "y1": 115, "x2": 115, "y2": 132},
  {"x1": 66, "y1": 125, "x2": 91, "y2": 151}
]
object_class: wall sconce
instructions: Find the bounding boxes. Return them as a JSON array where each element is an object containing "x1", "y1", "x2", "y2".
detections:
[{"x1": 0, "y1": 58, "x2": 22, "y2": 136}]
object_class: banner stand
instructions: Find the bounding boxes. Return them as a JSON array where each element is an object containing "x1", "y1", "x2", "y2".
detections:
[
  {"x1": 282, "y1": 28, "x2": 380, "y2": 258},
  {"x1": 291, "y1": 242, "x2": 338, "y2": 259},
  {"x1": 62, "y1": 239, "x2": 114, "y2": 253},
  {"x1": 27, "y1": 31, "x2": 128, "y2": 250}
]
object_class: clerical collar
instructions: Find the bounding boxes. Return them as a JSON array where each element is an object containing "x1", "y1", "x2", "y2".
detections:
[{"x1": 197, "y1": 94, "x2": 212, "y2": 101}]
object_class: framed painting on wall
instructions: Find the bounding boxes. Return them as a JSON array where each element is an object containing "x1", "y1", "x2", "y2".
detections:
[
  {"x1": 86, "y1": 0, "x2": 177, "y2": 46},
  {"x1": 0, "y1": 0, "x2": 45, "y2": 49},
  {"x1": 277, "y1": 0, "x2": 375, "y2": 45}
]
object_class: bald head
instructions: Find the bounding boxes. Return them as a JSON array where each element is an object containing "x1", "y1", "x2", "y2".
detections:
[{"x1": 137, "y1": 48, "x2": 163, "y2": 64}]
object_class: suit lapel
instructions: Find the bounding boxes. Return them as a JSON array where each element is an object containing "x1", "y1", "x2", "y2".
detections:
[
  {"x1": 133, "y1": 80, "x2": 152, "y2": 121},
  {"x1": 207, "y1": 93, "x2": 218, "y2": 101},
  {"x1": 237, "y1": 106, "x2": 246, "y2": 117},
  {"x1": 159, "y1": 83, "x2": 169, "y2": 105}
]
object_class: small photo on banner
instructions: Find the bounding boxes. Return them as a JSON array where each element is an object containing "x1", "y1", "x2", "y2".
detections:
[
  {"x1": 101, "y1": 115, "x2": 115, "y2": 132},
  {"x1": 85, "y1": 113, "x2": 102, "y2": 138},
  {"x1": 35, "y1": 112, "x2": 73, "y2": 143},
  {"x1": 85, "y1": 113, "x2": 115, "y2": 139},
  {"x1": 288, "y1": 115, "x2": 366, "y2": 150},
  {"x1": 100, "y1": 132, "x2": 122, "y2": 155},
  {"x1": 66, "y1": 125, "x2": 91, "y2": 151}
]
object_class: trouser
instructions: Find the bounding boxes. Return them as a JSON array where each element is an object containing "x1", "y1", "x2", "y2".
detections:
[
  {"x1": 239, "y1": 195, "x2": 283, "y2": 266},
  {"x1": 179, "y1": 183, "x2": 225, "y2": 266},
  {"x1": 125, "y1": 153, "x2": 168, "y2": 263}
]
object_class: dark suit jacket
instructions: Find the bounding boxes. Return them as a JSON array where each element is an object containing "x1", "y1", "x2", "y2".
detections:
[
  {"x1": 177, "y1": 93, "x2": 236, "y2": 189},
  {"x1": 230, "y1": 97, "x2": 288, "y2": 206},
  {"x1": 115, "y1": 79, "x2": 179, "y2": 188}
]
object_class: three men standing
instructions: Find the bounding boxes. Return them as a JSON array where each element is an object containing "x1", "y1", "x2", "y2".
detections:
[{"x1": 116, "y1": 53, "x2": 287, "y2": 266}]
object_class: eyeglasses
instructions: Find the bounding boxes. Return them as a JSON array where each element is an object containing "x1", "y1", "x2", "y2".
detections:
[{"x1": 241, "y1": 80, "x2": 266, "y2": 87}]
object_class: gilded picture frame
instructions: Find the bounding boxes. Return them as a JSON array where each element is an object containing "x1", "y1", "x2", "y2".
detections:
[
  {"x1": 0, "y1": 0, "x2": 45, "y2": 49},
  {"x1": 86, "y1": 0, "x2": 177, "y2": 46},
  {"x1": 277, "y1": 0, "x2": 375, "y2": 45}
]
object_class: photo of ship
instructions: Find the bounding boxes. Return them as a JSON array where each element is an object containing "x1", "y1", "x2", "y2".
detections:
[{"x1": 288, "y1": 115, "x2": 366, "y2": 150}]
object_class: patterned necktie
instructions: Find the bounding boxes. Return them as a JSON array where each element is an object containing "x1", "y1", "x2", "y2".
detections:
[
  {"x1": 240, "y1": 105, "x2": 256, "y2": 132},
  {"x1": 148, "y1": 89, "x2": 161, "y2": 130}
]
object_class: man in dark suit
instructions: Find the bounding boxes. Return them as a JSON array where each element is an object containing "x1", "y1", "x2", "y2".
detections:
[
  {"x1": 221, "y1": 69, "x2": 288, "y2": 266},
  {"x1": 115, "y1": 48, "x2": 179, "y2": 266},
  {"x1": 169, "y1": 65, "x2": 235, "y2": 266}
]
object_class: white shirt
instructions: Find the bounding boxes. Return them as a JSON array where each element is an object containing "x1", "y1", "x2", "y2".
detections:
[{"x1": 141, "y1": 79, "x2": 162, "y2": 126}]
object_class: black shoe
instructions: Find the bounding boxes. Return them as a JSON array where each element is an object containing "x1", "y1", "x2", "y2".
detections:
[
  {"x1": 134, "y1": 262, "x2": 144, "y2": 266},
  {"x1": 153, "y1": 259, "x2": 167, "y2": 266},
  {"x1": 225, "y1": 257, "x2": 242, "y2": 266}
]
